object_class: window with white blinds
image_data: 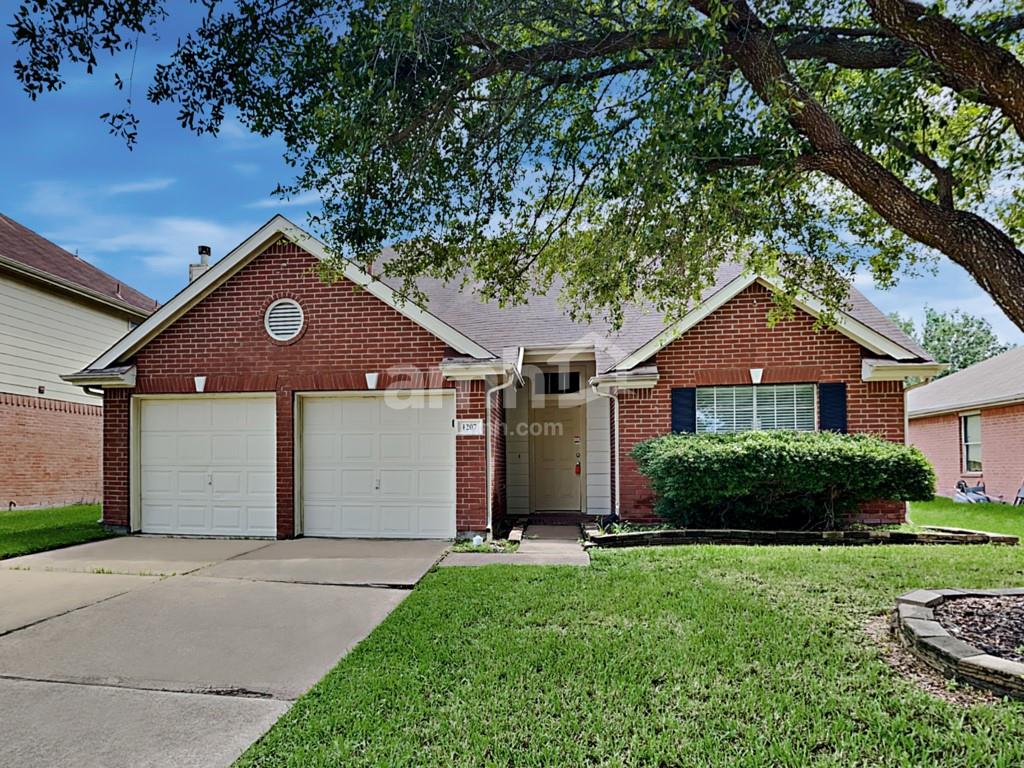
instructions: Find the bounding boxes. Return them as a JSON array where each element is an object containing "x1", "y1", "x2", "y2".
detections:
[{"x1": 696, "y1": 384, "x2": 816, "y2": 434}]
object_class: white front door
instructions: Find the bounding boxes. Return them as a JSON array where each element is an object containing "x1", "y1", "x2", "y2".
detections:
[
  {"x1": 531, "y1": 403, "x2": 584, "y2": 511},
  {"x1": 139, "y1": 397, "x2": 277, "y2": 536},
  {"x1": 300, "y1": 392, "x2": 456, "y2": 538}
]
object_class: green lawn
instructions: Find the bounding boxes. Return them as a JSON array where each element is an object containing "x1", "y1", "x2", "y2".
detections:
[
  {"x1": 911, "y1": 496, "x2": 1024, "y2": 538},
  {"x1": 0, "y1": 504, "x2": 114, "y2": 559},
  {"x1": 238, "y1": 545, "x2": 1024, "y2": 767}
]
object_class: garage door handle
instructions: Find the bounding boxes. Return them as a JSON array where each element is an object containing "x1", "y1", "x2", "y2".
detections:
[{"x1": 374, "y1": 472, "x2": 381, "y2": 491}]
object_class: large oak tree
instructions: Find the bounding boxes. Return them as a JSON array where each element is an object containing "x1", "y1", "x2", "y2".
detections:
[{"x1": 12, "y1": 1, "x2": 1024, "y2": 331}]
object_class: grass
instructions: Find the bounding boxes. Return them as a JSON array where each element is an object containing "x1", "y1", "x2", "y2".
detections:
[
  {"x1": 910, "y1": 496, "x2": 1024, "y2": 538},
  {"x1": 238, "y1": 545, "x2": 1024, "y2": 767},
  {"x1": 450, "y1": 538, "x2": 520, "y2": 553},
  {"x1": 0, "y1": 504, "x2": 115, "y2": 559}
]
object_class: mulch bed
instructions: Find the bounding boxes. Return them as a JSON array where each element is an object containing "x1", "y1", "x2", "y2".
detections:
[{"x1": 935, "y1": 595, "x2": 1024, "y2": 664}]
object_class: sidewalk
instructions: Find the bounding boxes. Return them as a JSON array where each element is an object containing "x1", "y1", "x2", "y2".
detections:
[{"x1": 441, "y1": 524, "x2": 590, "y2": 567}]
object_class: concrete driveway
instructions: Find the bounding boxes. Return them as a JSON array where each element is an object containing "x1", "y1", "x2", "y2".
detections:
[{"x1": 0, "y1": 536, "x2": 448, "y2": 768}]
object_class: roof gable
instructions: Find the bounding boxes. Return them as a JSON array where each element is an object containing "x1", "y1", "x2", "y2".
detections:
[
  {"x1": 611, "y1": 274, "x2": 925, "y2": 371},
  {"x1": 84, "y1": 216, "x2": 495, "y2": 371}
]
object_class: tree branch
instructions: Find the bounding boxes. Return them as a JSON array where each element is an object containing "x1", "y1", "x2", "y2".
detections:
[
  {"x1": 888, "y1": 137, "x2": 955, "y2": 210},
  {"x1": 867, "y1": 0, "x2": 1024, "y2": 140}
]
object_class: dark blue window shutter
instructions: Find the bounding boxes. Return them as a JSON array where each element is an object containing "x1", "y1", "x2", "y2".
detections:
[
  {"x1": 819, "y1": 383, "x2": 848, "y2": 433},
  {"x1": 671, "y1": 388, "x2": 697, "y2": 433}
]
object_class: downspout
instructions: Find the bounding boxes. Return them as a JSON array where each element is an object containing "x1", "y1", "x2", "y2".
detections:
[
  {"x1": 590, "y1": 379, "x2": 620, "y2": 521},
  {"x1": 484, "y1": 347, "x2": 524, "y2": 538}
]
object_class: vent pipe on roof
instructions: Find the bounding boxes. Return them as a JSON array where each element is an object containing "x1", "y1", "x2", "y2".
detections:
[{"x1": 189, "y1": 245, "x2": 212, "y2": 283}]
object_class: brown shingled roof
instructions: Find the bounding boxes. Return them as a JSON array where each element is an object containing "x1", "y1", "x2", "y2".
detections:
[
  {"x1": 0, "y1": 213, "x2": 157, "y2": 315},
  {"x1": 378, "y1": 256, "x2": 930, "y2": 371}
]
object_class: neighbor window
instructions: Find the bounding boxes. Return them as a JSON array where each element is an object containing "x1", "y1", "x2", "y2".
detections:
[
  {"x1": 961, "y1": 413, "x2": 982, "y2": 472},
  {"x1": 696, "y1": 384, "x2": 816, "y2": 434}
]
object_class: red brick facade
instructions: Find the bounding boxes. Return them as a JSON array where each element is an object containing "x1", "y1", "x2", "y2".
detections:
[
  {"x1": 101, "y1": 238, "x2": 493, "y2": 535},
  {"x1": 0, "y1": 393, "x2": 102, "y2": 508},
  {"x1": 615, "y1": 283, "x2": 907, "y2": 524},
  {"x1": 909, "y1": 403, "x2": 1024, "y2": 503},
  {"x1": 101, "y1": 241, "x2": 910, "y2": 535}
]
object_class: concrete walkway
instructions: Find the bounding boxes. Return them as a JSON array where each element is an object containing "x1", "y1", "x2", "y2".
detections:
[
  {"x1": 0, "y1": 536, "x2": 447, "y2": 768},
  {"x1": 441, "y1": 524, "x2": 590, "y2": 567}
]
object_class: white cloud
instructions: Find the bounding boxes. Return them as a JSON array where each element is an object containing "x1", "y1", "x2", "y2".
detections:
[
  {"x1": 247, "y1": 190, "x2": 322, "y2": 209},
  {"x1": 25, "y1": 180, "x2": 256, "y2": 287},
  {"x1": 106, "y1": 177, "x2": 176, "y2": 195}
]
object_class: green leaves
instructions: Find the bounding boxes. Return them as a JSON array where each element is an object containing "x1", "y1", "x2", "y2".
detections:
[
  {"x1": 13, "y1": 0, "x2": 1024, "y2": 330},
  {"x1": 631, "y1": 430, "x2": 936, "y2": 530}
]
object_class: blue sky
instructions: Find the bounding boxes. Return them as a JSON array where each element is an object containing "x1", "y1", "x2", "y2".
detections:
[{"x1": 1, "y1": 17, "x2": 1021, "y2": 345}]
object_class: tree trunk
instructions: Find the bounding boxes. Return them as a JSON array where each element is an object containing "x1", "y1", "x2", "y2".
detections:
[{"x1": 695, "y1": 0, "x2": 1024, "y2": 333}]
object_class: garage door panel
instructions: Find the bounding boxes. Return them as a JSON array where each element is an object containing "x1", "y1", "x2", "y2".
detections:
[
  {"x1": 178, "y1": 401, "x2": 212, "y2": 429},
  {"x1": 341, "y1": 434, "x2": 375, "y2": 460},
  {"x1": 419, "y1": 434, "x2": 455, "y2": 463},
  {"x1": 247, "y1": 508, "x2": 276, "y2": 534},
  {"x1": 379, "y1": 434, "x2": 413, "y2": 460},
  {"x1": 175, "y1": 434, "x2": 211, "y2": 464},
  {"x1": 300, "y1": 394, "x2": 455, "y2": 538},
  {"x1": 379, "y1": 506, "x2": 413, "y2": 533},
  {"x1": 177, "y1": 505, "x2": 209, "y2": 529},
  {"x1": 247, "y1": 471, "x2": 276, "y2": 496},
  {"x1": 340, "y1": 399, "x2": 375, "y2": 428},
  {"x1": 212, "y1": 506, "x2": 242, "y2": 531},
  {"x1": 340, "y1": 505, "x2": 376, "y2": 535},
  {"x1": 211, "y1": 471, "x2": 241, "y2": 495},
  {"x1": 303, "y1": 433, "x2": 336, "y2": 458},
  {"x1": 379, "y1": 469, "x2": 413, "y2": 496},
  {"x1": 418, "y1": 469, "x2": 454, "y2": 499},
  {"x1": 418, "y1": 506, "x2": 454, "y2": 536},
  {"x1": 140, "y1": 397, "x2": 275, "y2": 536},
  {"x1": 303, "y1": 468, "x2": 337, "y2": 498},
  {"x1": 341, "y1": 469, "x2": 376, "y2": 495}
]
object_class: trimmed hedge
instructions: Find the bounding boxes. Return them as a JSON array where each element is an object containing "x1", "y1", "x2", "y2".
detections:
[{"x1": 630, "y1": 431, "x2": 935, "y2": 530}]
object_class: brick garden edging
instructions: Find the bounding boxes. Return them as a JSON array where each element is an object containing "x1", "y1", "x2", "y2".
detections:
[
  {"x1": 892, "y1": 589, "x2": 1024, "y2": 699},
  {"x1": 583, "y1": 527, "x2": 1018, "y2": 548}
]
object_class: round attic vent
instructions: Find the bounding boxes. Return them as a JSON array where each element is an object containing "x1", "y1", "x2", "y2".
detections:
[{"x1": 264, "y1": 298, "x2": 304, "y2": 341}]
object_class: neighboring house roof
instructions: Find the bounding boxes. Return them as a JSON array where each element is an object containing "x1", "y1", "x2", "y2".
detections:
[
  {"x1": 0, "y1": 213, "x2": 157, "y2": 317},
  {"x1": 908, "y1": 346, "x2": 1024, "y2": 418},
  {"x1": 72, "y1": 215, "x2": 929, "y2": 378}
]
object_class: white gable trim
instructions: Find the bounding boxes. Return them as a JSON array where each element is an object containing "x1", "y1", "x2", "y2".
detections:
[
  {"x1": 612, "y1": 274, "x2": 919, "y2": 371},
  {"x1": 86, "y1": 215, "x2": 495, "y2": 371}
]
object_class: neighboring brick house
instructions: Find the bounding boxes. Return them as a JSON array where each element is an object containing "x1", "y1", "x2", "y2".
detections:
[
  {"x1": 908, "y1": 347, "x2": 1024, "y2": 503},
  {"x1": 0, "y1": 214, "x2": 156, "y2": 509},
  {"x1": 66, "y1": 215, "x2": 940, "y2": 537}
]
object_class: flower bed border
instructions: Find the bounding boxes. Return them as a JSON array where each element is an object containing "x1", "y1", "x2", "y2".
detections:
[
  {"x1": 891, "y1": 589, "x2": 1024, "y2": 699},
  {"x1": 582, "y1": 526, "x2": 1018, "y2": 548}
]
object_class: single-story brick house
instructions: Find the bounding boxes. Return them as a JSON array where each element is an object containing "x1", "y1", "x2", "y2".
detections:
[
  {"x1": 908, "y1": 346, "x2": 1024, "y2": 502},
  {"x1": 66, "y1": 216, "x2": 942, "y2": 538},
  {"x1": 1, "y1": 213, "x2": 156, "y2": 509}
]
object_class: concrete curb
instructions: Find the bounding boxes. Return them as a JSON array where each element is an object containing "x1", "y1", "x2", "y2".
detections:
[{"x1": 583, "y1": 528, "x2": 1018, "y2": 548}]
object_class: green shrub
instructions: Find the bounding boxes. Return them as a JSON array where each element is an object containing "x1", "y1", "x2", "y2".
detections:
[{"x1": 630, "y1": 431, "x2": 935, "y2": 530}]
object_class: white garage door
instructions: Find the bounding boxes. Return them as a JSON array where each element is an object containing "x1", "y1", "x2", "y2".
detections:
[
  {"x1": 300, "y1": 393, "x2": 456, "y2": 538},
  {"x1": 139, "y1": 397, "x2": 276, "y2": 536}
]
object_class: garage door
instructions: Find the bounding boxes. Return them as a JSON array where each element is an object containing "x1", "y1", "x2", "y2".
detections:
[
  {"x1": 139, "y1": 397, "x2": 276, "y2": 536},
  {"x1": 300, "y1": 393, "x2": 456, "y2": 538}
]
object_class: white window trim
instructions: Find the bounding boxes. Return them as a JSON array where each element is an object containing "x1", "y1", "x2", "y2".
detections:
[
  {"x1": 696, "y1": 383, "x2": 818, "y2": 434},
  {"x1": 960, "y1": 411, "x2": 983, "y2": 474},
  {"x1": 264, "y1": 298, "x2": 305, "y2": 341}
]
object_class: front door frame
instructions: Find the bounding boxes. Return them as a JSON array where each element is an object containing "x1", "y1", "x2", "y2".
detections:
[{"x1": 527, "y1": 365, "x2": 588, "y2": 514}]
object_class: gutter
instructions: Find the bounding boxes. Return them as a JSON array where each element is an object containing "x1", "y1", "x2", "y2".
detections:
[
  {"x1": 484, "y1": 347, "x2": 524, "y2": 537},
  {"x1": 908, "y1": 393, "x2": 1024, "y2": 420},
  {"x1": 590, "y1": 378, "x2": 620, "y2": 521},
  {"x1": 0, "y1": 255, "x2": 153, "y2": 320}
]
